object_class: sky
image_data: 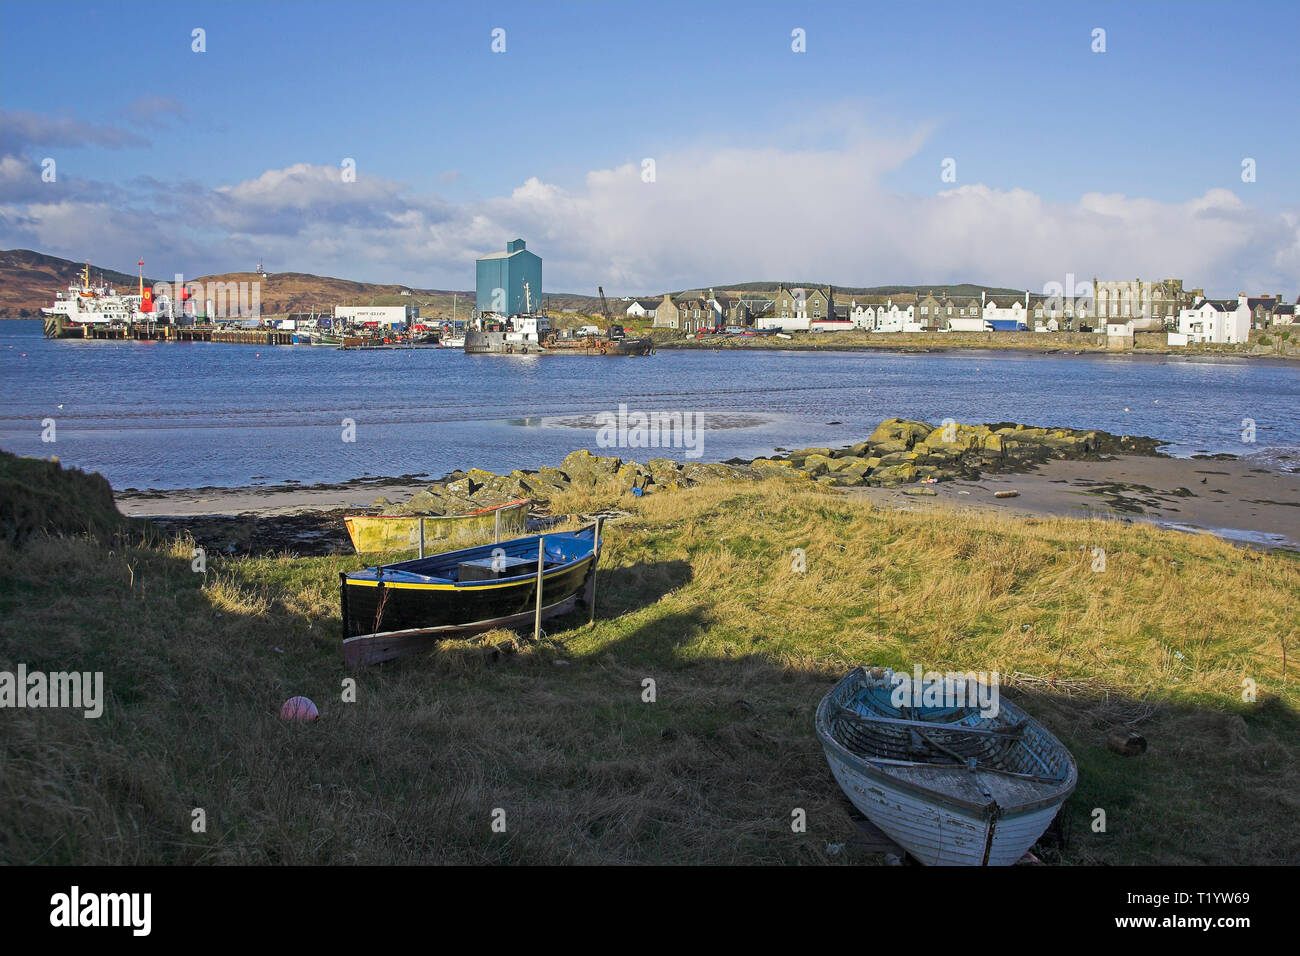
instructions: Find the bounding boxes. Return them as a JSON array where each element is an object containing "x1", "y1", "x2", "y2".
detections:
[{"x1": 2, "y1": 0, "x2": 1298, "y2": 297}]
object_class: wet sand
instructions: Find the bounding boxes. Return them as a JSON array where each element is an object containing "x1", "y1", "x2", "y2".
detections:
[
  {"x1": 117, "y1": 479, "x2": 432, "y2": 518},
  {"x1": 847, "y1": 455, "x2": 1300, "y2": 550}
]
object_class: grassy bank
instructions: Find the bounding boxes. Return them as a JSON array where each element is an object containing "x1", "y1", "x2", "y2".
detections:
[{"x1": 2, "y1": 478, "x2": 1297, "y2": 864}]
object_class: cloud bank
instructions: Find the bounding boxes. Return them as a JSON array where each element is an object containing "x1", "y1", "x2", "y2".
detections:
[{"x1": 1, "y1": 108, "x2": 1296, "y2": 297}]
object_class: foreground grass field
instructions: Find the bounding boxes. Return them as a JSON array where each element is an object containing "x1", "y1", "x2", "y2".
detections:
[{"x1": 1, "y1": 478, "x2": 1297, "y2": 864}]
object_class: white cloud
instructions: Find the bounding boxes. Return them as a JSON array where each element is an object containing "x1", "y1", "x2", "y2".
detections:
[{"x1": 2, "y1": 120, "x2": 1297, "y2": 297}]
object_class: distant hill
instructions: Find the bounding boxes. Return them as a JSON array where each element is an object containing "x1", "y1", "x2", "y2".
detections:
[
  {"x1": 0, "y1": 249, "x2": 1030, "y2": 319},
  {"x1": 685, "y1": 281, "x2": 1028, "y2": 299},
  {"x1": 0, "y1": 250, "x2": 613, "y2": 319}
]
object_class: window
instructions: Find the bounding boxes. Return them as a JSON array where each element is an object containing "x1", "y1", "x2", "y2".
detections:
[{"x1": 921, "y1": 307, "x2": 928, "y2": 315}]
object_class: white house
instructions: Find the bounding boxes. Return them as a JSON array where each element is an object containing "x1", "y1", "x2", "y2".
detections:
[
  {"x1": 847, "y1": 301, "x2": 875, "y2": 329},
  {"x1": 871, "y1": 300, "x2": 914, "y2": 333},
  {"x1": 625, "y1": 298, "x2": 659, "y2": 319},
  {"x1": 1177, "y1": 295, "x2": 1251, "y2": 344},
  {"x1": 982, "y1": 292, "x2": 1030, "y2": 328}
]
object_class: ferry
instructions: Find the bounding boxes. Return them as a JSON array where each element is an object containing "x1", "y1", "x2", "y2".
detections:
[{"x1": 42, "y1": 264, "x2": 156, "y2": 335}]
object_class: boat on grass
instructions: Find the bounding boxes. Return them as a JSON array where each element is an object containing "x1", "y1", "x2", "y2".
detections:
[
  {"x1": 815, "y1": 666, "x2": 1076, "y2": 865},
  {"x1": 343, "y1": 499, "x2": 531, "y2": 553},
  {"x1": 340, "y1": 525, "x2": 599, "y2": 666}
]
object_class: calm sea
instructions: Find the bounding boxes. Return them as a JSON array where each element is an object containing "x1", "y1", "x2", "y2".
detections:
[{"x1": 2, "y1": 319, "x2": 1297, "y2": 490}]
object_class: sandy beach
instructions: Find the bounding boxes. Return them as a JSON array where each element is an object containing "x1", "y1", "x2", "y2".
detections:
[
  {"x1": 847, "y1": 454, "x2": 1300, "y2": 549},
  {"x1": 114, "y1": 453, "x2": 1300, "y2": 555}
]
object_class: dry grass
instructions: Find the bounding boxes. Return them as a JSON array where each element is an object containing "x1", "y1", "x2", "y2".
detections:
[{"x1": 1, "y1": 480, "x2": 1297, "y2": 864}]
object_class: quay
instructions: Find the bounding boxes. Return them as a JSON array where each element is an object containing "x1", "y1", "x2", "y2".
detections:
[{"x1": 45, "y1": 315, "x2": 308, "y2": 346}]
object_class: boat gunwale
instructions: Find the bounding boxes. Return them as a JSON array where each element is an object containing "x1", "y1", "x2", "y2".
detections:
[
  {"x1": 343, "y1": 551, "x2": 595, "y2": 590},
  {"x1": 343, "y1": 526, "x2": 598, "y2": 588},
  {"x1": 815, "y1": 667, "x2": 1078, "y2": 817},
  {"x1": 346, "y1": 498, "x2": 531, "y2": 523}
]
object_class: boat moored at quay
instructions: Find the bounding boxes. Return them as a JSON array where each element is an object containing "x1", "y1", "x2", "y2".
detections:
[{"x1": 465, "y1": 313, "x2": 653, "y2": 356}]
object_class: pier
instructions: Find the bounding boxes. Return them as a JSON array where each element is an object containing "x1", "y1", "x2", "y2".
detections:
[{"x1": 42, "y1": 316, "x2": 297, "y2": 345}]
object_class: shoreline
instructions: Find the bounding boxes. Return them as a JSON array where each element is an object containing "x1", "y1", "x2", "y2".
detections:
[
  {"x1": 653, "y1": 335, "x2": 1300, "y2": 361},
  {"x1": 117, "y1": 450, "x2": 1300, "y2": 554}
]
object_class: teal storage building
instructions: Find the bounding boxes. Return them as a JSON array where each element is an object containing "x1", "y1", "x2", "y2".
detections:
[{"x1": 475, "y1": 238, "x2": 543, "y2": 317}]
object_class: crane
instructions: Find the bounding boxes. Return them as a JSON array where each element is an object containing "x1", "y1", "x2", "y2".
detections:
[
  {"x1": 597, "y1": 286, "x2": 625, "y2": 340},
  {"x1": 598, "y1": 286, "x2": 612, "y2": 326}
]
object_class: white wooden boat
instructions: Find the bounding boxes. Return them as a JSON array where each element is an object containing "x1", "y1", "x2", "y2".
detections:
[{"x1": 815, "y1": 667, "x2": 1076, "y2": 865}]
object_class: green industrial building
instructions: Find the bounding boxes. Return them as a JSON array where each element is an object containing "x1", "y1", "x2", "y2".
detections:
[{"x1": 475, "y1": 238, "x2": 542, "y2": 317}]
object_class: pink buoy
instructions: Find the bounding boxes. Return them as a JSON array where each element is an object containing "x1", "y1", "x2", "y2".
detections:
[{"x1": 280, "y1": 696, "x2": 319, "y2": 722}]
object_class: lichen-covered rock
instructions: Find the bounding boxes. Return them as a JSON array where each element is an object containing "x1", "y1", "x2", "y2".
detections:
[
  {"x1": 869, "y1": 463, "x2": 917, "y2": 487},
  {"x1": 751, "y1": 457, "x2": 795, "y2": 474},
  {"x1": 445, "y1": 476, "x2": 479, "y2": 497},
  {"x1": 867, "y1": 419, "x2": 933, "y2": 449},
  {"x1": 560, "y1": 449, "x2": 621, "y2": 485},
  {"x1": 647, "y1": 458, "x2": 684, "y2": 488},
  {"x1": 799, "y1": 454, "x2": 834, "y2": 477}
]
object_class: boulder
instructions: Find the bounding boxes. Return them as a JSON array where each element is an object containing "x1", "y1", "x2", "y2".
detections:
[
  {"x1": 867, "y1": 418, "x2": 933, "y2": 449},
  {"x1": 800, "y1": 454, "x2": 836, "y2": 477},
  {"x1": 869, "y1": 463, "x2": 917, "y2": 487},
  {"x1": 561, "y1": 449, "x2": 621, "y2": 486},
  {"x1": 647, "y1": 458, "x2": 685, "y2": 489}
]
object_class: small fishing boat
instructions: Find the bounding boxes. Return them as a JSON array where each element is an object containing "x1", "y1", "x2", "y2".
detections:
[
  {"x1": 815, "y1": 667, "x2": 1076, "y2": 865},
  {"x1": 343, "y1": 499, "x2": 531, "y2": 553},
  {"x1": 340, "y1": 525, "x2": 599, "y2": 666}
]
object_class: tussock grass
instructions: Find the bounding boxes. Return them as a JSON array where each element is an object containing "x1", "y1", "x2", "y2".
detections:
[{"x1": 1, "y1": 480, "x2": 1296, "y2": 864}]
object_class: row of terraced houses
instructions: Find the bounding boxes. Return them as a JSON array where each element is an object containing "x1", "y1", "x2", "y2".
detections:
[{"x1": 631, "y1": 278, "x2": 1299, "y2": 344}]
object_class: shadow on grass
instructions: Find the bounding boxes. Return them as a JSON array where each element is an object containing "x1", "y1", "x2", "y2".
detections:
[{"x1": 4, "y1": 528, "x2": 1299, "y2": 866}]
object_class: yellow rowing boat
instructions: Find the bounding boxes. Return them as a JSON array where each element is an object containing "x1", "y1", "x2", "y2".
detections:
[{"x1": 344, "y1": 499, "x2": 531, "y2": 553}]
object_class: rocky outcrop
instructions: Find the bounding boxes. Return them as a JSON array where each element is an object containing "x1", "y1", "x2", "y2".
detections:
[
  {"x1": 376, "y1": 419, "x2": 1161, "y2": 514},
  {"x1": 768, "y1": 419, "x2": 1153, "y2": 489}
]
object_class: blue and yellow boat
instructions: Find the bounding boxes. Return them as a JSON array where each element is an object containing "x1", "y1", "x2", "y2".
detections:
[{"x1": 340, "y1": 525, "x2": 599, "y2": 666}]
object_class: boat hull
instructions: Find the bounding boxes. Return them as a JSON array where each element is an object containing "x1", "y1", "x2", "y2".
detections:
[
  {"x1": 819, "y1": 739, "x2": 1066, "y2": 865},
  {"x1": 464, "y1": 330, "x2": 543, "y2": 354},
  {"x1": 815, "y1": 667, "x2": 1076, "y2": 865},
  {"x1": 340, "y1": 530, "x2": 598, "y2": 666},
  {"x1": 343, "y1": 500, "x2": 530, "y2": 553}
]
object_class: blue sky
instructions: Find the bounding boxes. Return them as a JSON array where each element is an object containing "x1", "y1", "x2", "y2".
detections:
[{"x1": 2, "y1": 0, "x2": 1298, "y2": 294}]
